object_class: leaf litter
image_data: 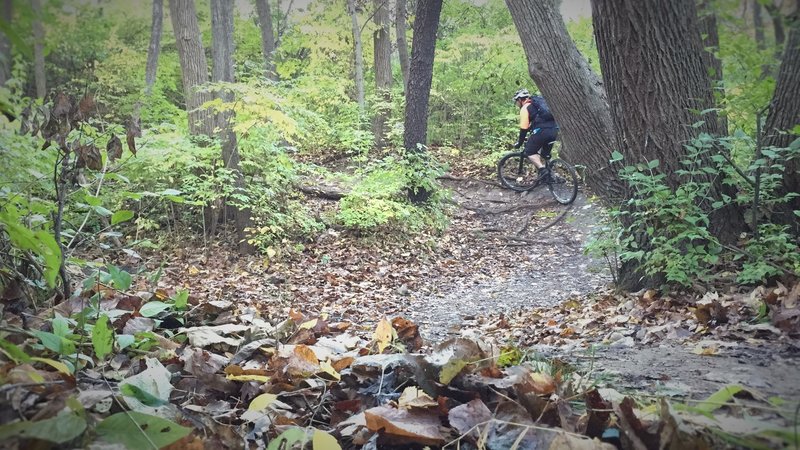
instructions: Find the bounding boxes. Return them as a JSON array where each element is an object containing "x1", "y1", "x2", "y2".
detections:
[{"x1": 1, "y1": 165, "x2": 799, "y2": 448}]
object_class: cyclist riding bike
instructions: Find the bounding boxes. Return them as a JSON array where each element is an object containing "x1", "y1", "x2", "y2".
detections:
[{"x1": 511, "y1": 89, "x2": 559, "y2": 182}]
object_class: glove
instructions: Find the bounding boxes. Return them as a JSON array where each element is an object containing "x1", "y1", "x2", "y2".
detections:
[{"x1": 510, "y1": 142, "x2": 521, "y2": 149}]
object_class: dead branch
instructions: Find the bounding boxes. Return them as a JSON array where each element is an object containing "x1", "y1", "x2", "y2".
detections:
[
  {"x1": 438, "y1": 173, "x2": 504, "y2": 188},
  {"x1": 297, "y1": 183, "x2": 349, "y2": 200}
]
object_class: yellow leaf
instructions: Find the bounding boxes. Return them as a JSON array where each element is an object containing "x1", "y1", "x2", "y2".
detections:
[
  {"x1": 313, "y1": 429, "x2": 341, "y2": 450},
  {"x1": 188, "y1": 265, "x2": 200, "y2": 275},
  {"x1": 373, "y1": 318, "x2": 393, "y2": 353},
  {"x1": 319, "y1": 359, "x2": 341, "y2": 381},
  {"x1": 299, "y1": 319, "x2": 318, "y2": 330},
  {"x1": 692, "y1": 345, "x2": 719, "y2": 356},
  {"x1": 30, "y1": 357, "x2": 71, "y2": 375},
  {"x1": 226, "y1": 374, "x2": 270, "y2": 383},
  {"x1": 440, "y1": 359, "x2": 468, "y2": 385},
  {"x1": 248, "y1": 393, "x2": 278, "y2": 411},
  {"x1": 398, "y1": 386, "x2": 437, "y2": 409}
]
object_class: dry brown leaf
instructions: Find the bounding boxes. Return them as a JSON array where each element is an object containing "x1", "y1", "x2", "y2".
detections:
[
  {"x1": 364, "y1": 405, "x2": 445, "y2": 446},
  {"x1": 398, "y1": 386, "x2": 438, "y2": 409}
]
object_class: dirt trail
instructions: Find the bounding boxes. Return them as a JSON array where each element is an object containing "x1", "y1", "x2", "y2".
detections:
[
  {"x1": 404, "y1": 183, "x2": 611, "y2": 340},
  {"x1": 402, "y1": 178, "x2": 800, "y2": 403}
]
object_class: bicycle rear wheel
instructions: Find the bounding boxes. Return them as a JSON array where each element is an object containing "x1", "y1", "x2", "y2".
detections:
[
  {"x1": 497, "y1": 152, "x2": 537, "y2": 192},
  {"x1": 547, "y1": 159, "x2": 578, "y2": 204}
]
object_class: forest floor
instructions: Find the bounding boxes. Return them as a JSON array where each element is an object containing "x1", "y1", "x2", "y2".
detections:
[{"x1": 154, "y1": 158, "x2": 800, "y2": 406}]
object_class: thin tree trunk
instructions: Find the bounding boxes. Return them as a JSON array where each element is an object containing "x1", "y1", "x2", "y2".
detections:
[
  {"x1": 210, "y1": 0, "x2": 254, "y2": 254},
  {"x1": 763, "y1": 21, "x2": 800, "y2": 232},
  {"x1": 0, "y1": 0, "x2": 12, "y2": 85},
  {"x1": 31, "y1": 0, "x2": 46, "y2": 99},
  {"x1": 404, "y1": 0, "x2": 443, "y2": 204},
  {"x1": 764, "y1": 2, "x2": 786, "y2": 50},
  {"x1": 169, "y1": 0, "x2": 215, "y2": 136},
  {"x1": 753, "y1": 0, "x2": 766, "y2": 50},
  {"x1": 373, "y1": 0, "x2": 393, "y2": 148},
  {"x1": 347, "y1": 0, "x2": 365, "y2": 113},
  {"x1": 697, "y1": 0, "x2": 728, "y2": 133},
  {"x1": 255, "y1": 0, "x2": 277, "y2": 80},
  {"x1": 505, "y1": 0, "x2": 622, "y2": 201},
  {"x1": 395, "y1": 0, "x2": 410, "y2": 90},
  {"x1": 403, "y1": 0, "x2": 443, "y2": 154},
  {"x1": 144, "y1": 0, "x2": 163, "y2": 96}
]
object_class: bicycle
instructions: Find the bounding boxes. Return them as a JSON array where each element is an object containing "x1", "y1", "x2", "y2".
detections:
[{"x1": 496, "y1": 150, "x2": 579, "y2": 205}]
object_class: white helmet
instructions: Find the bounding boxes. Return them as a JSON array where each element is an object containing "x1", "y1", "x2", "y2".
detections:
[{"x1": 512, "y1": 88, "x2": 531, "y2": 102}]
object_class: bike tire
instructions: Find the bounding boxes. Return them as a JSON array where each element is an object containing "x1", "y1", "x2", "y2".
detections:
[
  {"x1": 547, "y1": 159, "x2": 579, "y2": 205},
  {"x1": 497, "y1": 152, "x2": 537, "y2": 192}
]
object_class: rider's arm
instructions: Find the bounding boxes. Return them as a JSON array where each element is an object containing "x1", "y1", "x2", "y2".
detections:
[{"x1": 513, "y1": 107, "x2": 530, "y2": 148}]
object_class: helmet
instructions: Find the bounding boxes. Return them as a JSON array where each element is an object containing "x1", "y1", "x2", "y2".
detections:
[{"x1": 512, "y1": 88, "x2": 531, "y2": 102}]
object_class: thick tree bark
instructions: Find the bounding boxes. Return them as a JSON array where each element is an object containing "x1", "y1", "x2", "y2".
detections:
[
  {"x1": 31, "y1": 0, "x2": 46, "y2": 99},
  {"x1": 403, "y1": 0, "x2": 443, "y2": 153},
  {"x1": 144, "y1": 0, "x2": 163, "y2": 96},
  {"x1": 764, "y1": 21, "x2": 800, "y2": 232},
  {"x1": 347, "y1": 0, "x2": 365, "y2": 113},
  {"x1": 255, "y1": 0, "x2": 277, "y2": 80},
  {"x1": 373, "y1": 0, "x2": 393, "y2": 148},
  {"x1": 592, "y1": 0, "x2": 748, "y2": 288},
  {"x1": 697, "y1": 0, "x2": 728, "y2": 132},
  {"x1": 210, "y1": 0, "x2": 254, "y2": 254},
  {"x1": 0, "y1": 0, "x2": 11, "y2": 85},
  {"x1": 395, "y1": 0, "x2": 410, "y2": 90},
  {"x1": 169, "y1": 0, "x2": 215, "y2": 136},
  {"x1": 505, "y1": 0, "x2": 622, "y2": 201}
]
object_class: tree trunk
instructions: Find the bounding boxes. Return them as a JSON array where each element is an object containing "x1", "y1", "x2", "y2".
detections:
[
  {"x1": 764, "y1": 3, "x2": 786, "y2": 50},
  {"x1": 169, "y1": 0, "x2": 215, "y2": 136},
  {"x1": 505, "y1": 0, "x2": 623, "y2": 201},
  {"x1": 592, "y1": 0, "x2": 748, "y2": 288},
  {"x1": 697, "y1": 0, "x2": 728, "y2": 133},
  {"x1": 373, "y1": 0, "x2": 393, "y2": 148},
  {"x1": 403, "y1": 0, "x2": 443, "y2": 154},
  {"x1": 753, "y1": 0, "x2": 766, "y2": 50},
  {"x1": 764, "y1": 21, "x2": 800, "y2": 233},
  {"x1": 144, "y1": 0, "x2": 163, "y2": 96},
  {"x1": 396, "y1": 0, "x2": 410, "y2": 91},
  {"x1": 210, "y1": 0, "x2": 254, "y2": 254},
  {"x1": 31, "y1": 0, "x2": 46, "y2": 99},
  {"x1": 0, "y1": 0, "x2": 12, "y2": 85},
  {"x1": 255, "y1": 0, "x2": 277, "y2": 80},
  {"x1": 347, "y1": 0, "x2": 365, "y2": 114},
  {"x1": 403, "y1": 0, "x2": 443, "y2": 204}
]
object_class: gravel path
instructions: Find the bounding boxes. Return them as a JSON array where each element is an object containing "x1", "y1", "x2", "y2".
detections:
[{"x1": 403, "y1": 185, "x2": 613, "y2": 341}]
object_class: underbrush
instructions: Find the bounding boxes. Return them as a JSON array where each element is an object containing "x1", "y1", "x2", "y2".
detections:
[{"x1": 585, "y1": 131, "x2": 800, "y2": 288}]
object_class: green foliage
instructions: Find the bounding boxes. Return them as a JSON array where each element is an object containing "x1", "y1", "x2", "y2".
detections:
[
  {"x1": 737, "y1": 224, "x2": 800, "y2": 284},
  {"x1": 337, "y1": 149, "x2": 448, "y2": 233},
  {"x1": 590, "y1": 132, "x2": 800, "y2": 288}
]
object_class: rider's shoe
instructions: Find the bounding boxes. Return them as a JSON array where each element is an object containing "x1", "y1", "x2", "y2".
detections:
[{"x1": 536, "y1": 168, "x2": 552, "y2": 183}]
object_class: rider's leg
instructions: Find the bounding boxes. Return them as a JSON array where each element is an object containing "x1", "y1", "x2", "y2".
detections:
[{"x1": 523, "y1": 133, "x2": 546, "y2": 169}]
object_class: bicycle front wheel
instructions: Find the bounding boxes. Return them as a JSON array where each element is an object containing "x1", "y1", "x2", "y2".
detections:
[
  {"x1": 547, "y1": 159, "x2": 579, "y2": 204},
  {"x1": 497, "y1": 152, "x2": 537, "y2": 192}
]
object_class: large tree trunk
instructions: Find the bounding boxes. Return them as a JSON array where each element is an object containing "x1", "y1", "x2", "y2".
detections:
[
  {"x1": 395, "y1": 0, "x2": 410, "y2": 91},
  {"x1": 31, "y1": 0, "x2": 46, "y2": 99},
  {"x1": 373, "y1": 0, "x2": 393, "y2": 148},
  {"x1": 764, "y1": 21, "x2": 800, "y2": 233},
  {"x1": 347, "y1": 0, "x2": 365, "y2": 114},
  {"x1": 255, "y1": 0, "x2": 277, "y2": 80},
  {"x1": 144, "y1": 0, "x2": 163, "y2": 96},
  {"x1": 169, "y1": 0, "x2": 214, "y2": 136},
  {"x1": 403, "y1": 0, "x2": 443, "y2": 154},
  {"x1": 592, "y1": 0, "x2": 748, "y2": 288},
  {"x1": 697, "y1": 0, "x2": 727, "y2": 133},
  {"x1": 505, "y1": 0, "x2": 623, "y2": 200},
  {"x1": 0, "y1": 0, "x2": 12, "y2": 85},
  {"x1": 210, "y1": 0, "x2": 254, "y2": 254}
]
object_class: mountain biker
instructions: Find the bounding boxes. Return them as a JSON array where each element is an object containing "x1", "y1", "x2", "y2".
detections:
[{"x1": 510, "y1": 88, "x2": 558, "y2": 181}]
